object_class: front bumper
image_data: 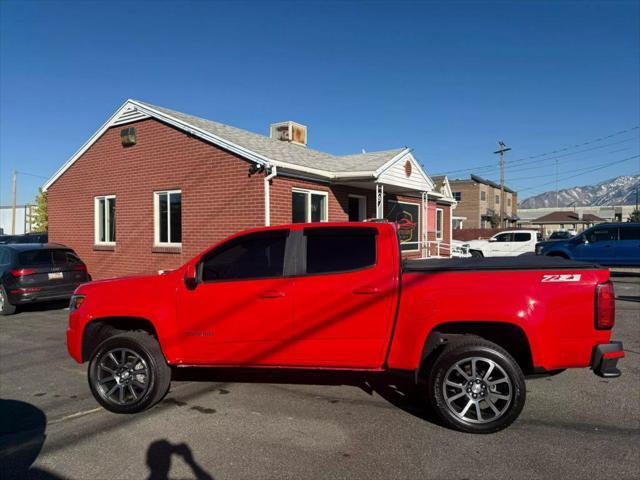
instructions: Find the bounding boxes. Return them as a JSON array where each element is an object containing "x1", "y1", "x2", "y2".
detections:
[{"x1": 591, "y1": 341, "x2": 624, "y2": 378}]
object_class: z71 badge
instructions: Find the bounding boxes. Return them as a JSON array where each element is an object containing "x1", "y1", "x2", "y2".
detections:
[{"x1": 541, "y1": 274, "x2": 582, "y2": 282}]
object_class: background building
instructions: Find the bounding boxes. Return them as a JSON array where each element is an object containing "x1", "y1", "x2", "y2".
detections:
[{"x1": 449, "y1": 175, "x2": 518, "y2": 229}]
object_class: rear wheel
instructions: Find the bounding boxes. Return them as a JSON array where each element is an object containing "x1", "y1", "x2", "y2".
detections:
[
  {"x1": 427, "y1": 338, "x2": 526, "y2": 433},
  {"x1": 0, "y1": 286, "x2": 16, "y2": 315},
  {"x1": 88, "y1": 331, "x2": 171, "y2": 413}
]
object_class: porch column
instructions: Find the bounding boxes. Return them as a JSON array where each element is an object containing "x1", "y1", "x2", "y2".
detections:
[
  {"x1": 422, "y1": 192, "x2": 429, "y2": 258},
  {"x1": 376, "y1": 183, "x2": 384, "y2": 218}
]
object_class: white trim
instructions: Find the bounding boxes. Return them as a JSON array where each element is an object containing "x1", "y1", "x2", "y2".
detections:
[
  {"x1": 348, "y1": 194, "x2": 367, "y2": 221},
  {"x1": 375, "y1": 150, "x2": 435, "y2": 191},
  {"x1": 292, "y1": 188, "x2": 328, "y2": 223},
  {"x1": 153, "y1": 189, "x2": 182, "y2": 247},
  {"x1": 94, "y1": 195, "x2": 116, "y2": 245},
  {"x1": 387, "y1": 199, "x2": 421, "y2": 253},
  {"x1": 436, "y1": 208, "x2": 444, "y2": 240}
]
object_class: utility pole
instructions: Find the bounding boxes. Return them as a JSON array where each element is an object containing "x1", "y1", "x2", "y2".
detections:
[
  {"x1": 494, "y1": 141, "x2": 511, "y2": 227},
  {"x1": 11, "y1": 169, "x2": 17, "y2": 235}
]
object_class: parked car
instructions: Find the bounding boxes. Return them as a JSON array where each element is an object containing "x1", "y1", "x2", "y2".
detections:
[
  {"x1": 464, "y1": 230, "x2": 540, "y2": 257},
  {"x1": 548, "y1": 230, "x2": 575, "y2": 240},
  {"x1": 0, "y1": 232, "x2": 48, "y2": 244},
  {"x1": 536, "y1": 223, "x2": 640, "y2": 266},
  {"x1": 0, "y1": 244, "x2": 90, "y2": 315},
  {"x1": 66, "y1": 222, "x2": 622, "y2": 434}
]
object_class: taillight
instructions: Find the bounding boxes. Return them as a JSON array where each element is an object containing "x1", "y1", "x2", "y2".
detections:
[
  {"x1": 595, "y1": 281, "x2": 615, "y2": 330},
  {"x1": 73, "y1": 264, "x2": 87, "y2": 272},
  {"x1": 10, "y1": 268, "x2": 36, "y2": 277}
]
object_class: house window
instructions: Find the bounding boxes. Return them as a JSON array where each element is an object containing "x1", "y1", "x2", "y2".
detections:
[
  {"x1": 95, "y1": 195, "x2": 116, "y2": 244},
  {"x1": 292, "y1": 188, "x2": 328, "y2": 223},
  {"x1": 480, "y1": 191, "x2": 486, "y2": 201},
  {"x1": 436, "y1": 208, "x2": 444, "y2": 240},
  {"x1": 495, "y1": 195, "x2": 500, "y2": 204},
  {"x1": 508, "y1": 197, "x2": 512, "y2": 207},
  {"x1": 154, "y1": 190, "x2": 182, "y2": 246},
  {"x1": 453, "y1": 192, "x2": 461, "y2": 202}
]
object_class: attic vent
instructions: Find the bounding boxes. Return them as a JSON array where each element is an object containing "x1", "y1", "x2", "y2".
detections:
[{"x1": 270, "y1": 121, "x2": 307, "y2": 146}]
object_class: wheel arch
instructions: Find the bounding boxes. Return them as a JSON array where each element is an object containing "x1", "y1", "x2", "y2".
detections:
[
  {"x1": 81, "y1": 316, "x2": 159, "y2": 362},
  {"x1": 416, "y1": 321, "x2": 534, "y2": 381}
]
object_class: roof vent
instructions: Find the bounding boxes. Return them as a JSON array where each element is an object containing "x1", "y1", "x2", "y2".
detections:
[{"x1": 270, "y1": 121, "x2": 307, "y2": 146}]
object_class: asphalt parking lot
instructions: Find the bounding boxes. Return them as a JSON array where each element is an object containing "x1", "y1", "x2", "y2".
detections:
[{"x1": 1, "y1": 277, "x2": 639, "y2": 480}]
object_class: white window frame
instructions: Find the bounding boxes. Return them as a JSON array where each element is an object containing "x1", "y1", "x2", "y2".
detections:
[
  {"x1": 154, "y1": 190, "x2": 182, "y2": 247},
  {"x1": 94, "y1": 195, "x2": 116, "y2": 245},
  {"x1": 348, "y1": 194, "x2": 367, "y2": 221},
  {"x1": 292, "y1": 188, "x2": 328, "y2": 223},
  {"x1": 436, "y1": 208, "x2": 444, "y2": 240}
]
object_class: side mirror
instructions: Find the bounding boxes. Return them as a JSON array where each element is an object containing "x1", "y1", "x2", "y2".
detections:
[{"x1": 184, "y1": 264, "x2": 198, "y2": 290}]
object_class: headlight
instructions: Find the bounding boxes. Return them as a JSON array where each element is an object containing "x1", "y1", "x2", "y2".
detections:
[{"x1": 69, "y1": 294, "x2": 85, "y2": 312}]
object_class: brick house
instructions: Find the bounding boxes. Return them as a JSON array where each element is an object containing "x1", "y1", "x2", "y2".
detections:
[
  {"x1": 44, "y1": 100, "x2": 456, "y2": 280},
  {"x1": 449, "y1": 175, "x2": 518, "y2": 229}
]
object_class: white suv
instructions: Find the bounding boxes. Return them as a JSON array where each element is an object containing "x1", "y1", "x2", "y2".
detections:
[{"x1": 464, "y1": 230, "x2": 540, "y2": 257}]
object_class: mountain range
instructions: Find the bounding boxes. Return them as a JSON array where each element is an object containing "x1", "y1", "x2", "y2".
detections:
[{"x1": 519, "y1": 175, "x2": 639, "y2": 209}]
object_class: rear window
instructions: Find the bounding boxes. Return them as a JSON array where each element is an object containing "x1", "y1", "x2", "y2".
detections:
[
  {"x1": 619, "y1": 227, "x2": 640, "y2": 241},
  {"x1": 52, "y1": 249, "x2": 82, "y2": 265},
  {"x1": 304, "y1": 227, "x2": 377, "y2": 275},
  {"x1": 18, "y1": 249, "x2": 53, "y2": 266}
]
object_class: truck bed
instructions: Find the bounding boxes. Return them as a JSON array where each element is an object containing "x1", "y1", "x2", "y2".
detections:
[{"x1": 403, "y1": 255, "x2": 600, "y2": 272}]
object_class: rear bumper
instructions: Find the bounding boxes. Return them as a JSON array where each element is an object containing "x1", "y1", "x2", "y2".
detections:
[
  {"x1": 591, "y1": 341, "x2": 624, "y2": 378},
  {"x1": 8, "y1": 289, "x2": 75, "y2": 305}
]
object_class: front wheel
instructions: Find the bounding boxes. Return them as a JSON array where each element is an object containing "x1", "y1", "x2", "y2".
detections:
[
  {"x1": 470, "y1": 250, "x2": 484, "y2": 258},
  {"x1": 427, "y1": 338, "x2": 526, "y2": 433},
  {"x1": 88, "y1": 331, "x2": 171, "y2": 413}
]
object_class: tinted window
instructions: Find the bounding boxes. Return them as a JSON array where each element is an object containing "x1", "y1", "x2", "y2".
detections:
[
  {"x1": 0, "y1": 248, "x2": 11, "y2": 265},
  {"x1": 52, "y1": 249, "x2": 82, "y2": 265},
  {"x1": 494, "y1": 233, "x2": 511, "y2": 242},
  {"x1": 18, "y1": 250, "x2": 53, "y2": 266},
  {"x1": 587, "y1": 227, "x2": 618, "y2": 243},
  {"x1": 305, "y1": 228, "x2": 376, "y2": 274},
  {"x1": 513, "y1": 232, "x2": 531, "y2": 242},
  {"x1": 620, "y1": 227, "x2": 640, "y2": 241},
  {"x1": 201, "y1": 231, "x2": 287, "y2": 281}
]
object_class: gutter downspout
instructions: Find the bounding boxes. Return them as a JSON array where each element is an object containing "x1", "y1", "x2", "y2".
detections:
[{"x1": 264, "y1": 165, "x2": 277, "y2": 226}]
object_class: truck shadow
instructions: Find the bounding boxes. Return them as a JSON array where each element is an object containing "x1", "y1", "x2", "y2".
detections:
[{"x1": 171, "y1": 368, "x2": 442, "y2": 426}]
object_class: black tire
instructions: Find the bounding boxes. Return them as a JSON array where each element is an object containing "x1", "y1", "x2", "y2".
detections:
[
  {"x1": 427, "y1": 337, "x2": 526, "y2": 434},
  {"x1": 88, "y1": 331, "x2": 171, "y2": 413},
  {"x1": 470, "y1": 250, "x2": 484, "y2": 258},
  {"x1": 547, "y1": 252, "x2": 569, "y2": 260},
  {"x1": 0, "y1": 286, "x2": 17, "y2": 315}
]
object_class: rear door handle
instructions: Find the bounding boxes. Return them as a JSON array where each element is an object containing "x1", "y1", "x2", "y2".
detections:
[
  {"x1": 258, "y1": 289, "x2": 286, "y2": 299},
  {"x1": 353, "y1": 286, "x2": 381, "y2": 295}
]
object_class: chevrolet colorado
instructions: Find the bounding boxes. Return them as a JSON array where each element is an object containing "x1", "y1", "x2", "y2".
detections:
[{"x1": 66, "y1": 222, "x2": 623, "y2": 433}]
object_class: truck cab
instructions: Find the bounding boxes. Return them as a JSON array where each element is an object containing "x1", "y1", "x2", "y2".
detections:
[{"x1": 465, "y1": 230, "x2": 540, "y2": 257}]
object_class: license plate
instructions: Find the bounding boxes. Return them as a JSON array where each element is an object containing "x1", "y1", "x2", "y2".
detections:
[{"x1": 48, "y1": 272, "x2": 63, "y2": 280}]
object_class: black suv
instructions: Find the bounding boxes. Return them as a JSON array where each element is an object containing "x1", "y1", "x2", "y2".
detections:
[{"x1": 0, "y1": 244, "x2": 90, "y2": 315}]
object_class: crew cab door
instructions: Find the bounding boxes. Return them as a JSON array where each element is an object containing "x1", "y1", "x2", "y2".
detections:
[
  {"x1": 488, "y1": 232, "x2": 512, "y2": 256},
  {"x1": 616, "y1": 226, "x2": 640, "y2": 266},
  {"x1": 574, "y1": 226, "x2": 618, "y2": 263},
  {"x1": 510, "y1": 232, "x2": 535, "y2": 255},
  {"x1": 289, "y1": 226, "x2": 398, "y2": 368},
  {"x1": 176, "y1": 229, "x2": 296, "y2": 365}
]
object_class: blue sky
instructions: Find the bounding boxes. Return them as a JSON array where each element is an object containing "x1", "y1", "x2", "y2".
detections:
[{"x1": 1, "y1": 0, "x2": 638, "y2": 205}]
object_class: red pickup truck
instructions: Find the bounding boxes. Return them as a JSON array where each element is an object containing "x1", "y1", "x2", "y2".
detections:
[{"x1": 66, "y1": 222, "x2": 623, "y2": 433}]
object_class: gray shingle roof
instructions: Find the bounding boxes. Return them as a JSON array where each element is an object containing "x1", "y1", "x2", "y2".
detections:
[{"x1": 136, "y1": 100, "x2": 405, "y2": 173}]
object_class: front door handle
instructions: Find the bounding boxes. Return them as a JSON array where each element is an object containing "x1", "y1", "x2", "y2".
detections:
[
  {"x1": 353, "y1": 286, "x2": 381, "y2": 295},
  {"x1": 258, "y1": 289, "x2": 285, "y2": 299}
]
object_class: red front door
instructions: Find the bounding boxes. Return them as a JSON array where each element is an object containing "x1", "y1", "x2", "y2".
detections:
[{"x1": 176, "y1": 229, "x2": 297, "y2": 365}]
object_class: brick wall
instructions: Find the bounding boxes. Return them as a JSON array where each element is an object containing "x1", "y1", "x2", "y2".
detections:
[{"x1": 48, "y1": 118, "x2": 265, "y2": 280}]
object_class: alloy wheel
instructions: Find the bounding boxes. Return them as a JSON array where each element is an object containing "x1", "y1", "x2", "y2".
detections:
[{"x1": 94, "y1": 348, "x2": 151, "y2": 406}]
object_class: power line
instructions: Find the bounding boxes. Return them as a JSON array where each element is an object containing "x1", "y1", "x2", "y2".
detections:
[
  {"x1": 16, "y1": 171, "x2": 49, "y2": 180},
  {"x1": 516, "y1": 154, "x2": 639, "y2": 194},
  {"x1": 434, "y1": 126, "x2": 639, "y2": 176}
]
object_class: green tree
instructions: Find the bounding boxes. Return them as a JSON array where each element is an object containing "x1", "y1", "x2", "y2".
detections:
[
  {"x1": 628, "y1": 209, "x2": 640, "y2": 223},
  {"x1": 30, "y1": 188, "x2": 48, "y2": 232}
]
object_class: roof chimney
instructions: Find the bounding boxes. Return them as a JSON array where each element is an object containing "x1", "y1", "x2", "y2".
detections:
[{"x1": 270, "y1": 121, "x2": 307, "y2": 146}]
